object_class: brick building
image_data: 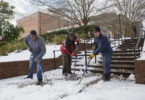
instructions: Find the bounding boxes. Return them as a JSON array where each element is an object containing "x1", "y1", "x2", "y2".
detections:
[{"x1": 17, "y1": 11, "x2": 69, "y2": 37}]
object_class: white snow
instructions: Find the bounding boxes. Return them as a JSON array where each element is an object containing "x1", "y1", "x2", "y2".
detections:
[
  {"x1": 0, "y1": 37, "x2": 144, "y2": 100},
  {"x1": 0, "y1": 44, "x2": 61, "y2": 62},
  {"x1": 0, "y1": 69, "x2": 145, "y2": 100}
]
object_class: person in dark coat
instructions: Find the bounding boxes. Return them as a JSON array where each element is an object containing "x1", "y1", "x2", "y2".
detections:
[
  {"x1": 60, "y1": 33, "x2": 79, "y2": 76},
  {"x1": 90, "y1": 26, "x2": 113, "y2": 81}
]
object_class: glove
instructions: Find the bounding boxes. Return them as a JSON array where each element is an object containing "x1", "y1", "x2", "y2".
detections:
[
  {"x1": 72, "y1": 53, "x2": 77, "y2": 56},
  {"x1": 89, "y1": 54, "x2": 95, "y2": 59},
  {"x1": 92, "y1": 46, "x2": 96, "y2": 50}
]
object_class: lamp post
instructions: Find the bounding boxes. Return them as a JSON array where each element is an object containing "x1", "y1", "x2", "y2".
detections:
[
  {"x1": 119, "y1": 14, "x2": 122, "y2": 39},
  {"x1": 58, "y1": 15, "x2": 61, "y2": 30},
  {"x1": 0, "y1": 35, "x2": 2, "y2": 40}
]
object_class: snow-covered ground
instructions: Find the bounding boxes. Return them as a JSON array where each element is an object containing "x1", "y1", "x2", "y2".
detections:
[
  {"x1": 0, "y1": 44, "x2": 61, "y2": 62},
  {"x1": 0, "y1": 39, "x2": 145, "y2": 100},
  {"x1": 0, "y1": 68, "x2": 145, "y2": 100}
]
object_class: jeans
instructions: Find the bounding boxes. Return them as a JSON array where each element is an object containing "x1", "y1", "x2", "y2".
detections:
[
  {"x1": 28, "y1": 54, "x2": 43, "y2": 81},
  {"x1": 102, "y1": 51, "x2": 113, "y2": 76}
]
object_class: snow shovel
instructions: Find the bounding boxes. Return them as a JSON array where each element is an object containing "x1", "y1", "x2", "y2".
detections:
[
  {"x1": 73, "y1": 45, "x2": 79, "y2": 74},
  {"x1": 78, "y1": 58, "x2": 92, "y2": 84}
]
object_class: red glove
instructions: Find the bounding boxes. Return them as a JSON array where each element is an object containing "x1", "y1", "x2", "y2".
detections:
[{"x1": 72, "y1": 53, "x2": 77, "y2": 56}]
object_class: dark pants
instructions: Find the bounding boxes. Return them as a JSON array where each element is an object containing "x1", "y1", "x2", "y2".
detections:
[
  {"x1": 102, "y1": 51, "x2": 113, "y2": 79},
  {"x1": 62, "y1": 53, "x2": 72, "y2": 74}
]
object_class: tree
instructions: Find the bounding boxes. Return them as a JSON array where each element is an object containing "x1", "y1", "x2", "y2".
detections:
[
  {"x1": 109, "y1": 0, "x2": 145, "y2": 37},
  {"x1": 0, "y1": 0, "x2": 14, "y2": 35},
  {"x1": 0, "y1": 0, "x2": 23, "y2": 42},
  {"x1": 29, "y1": 0, "x2": 109, "y2": 26}
]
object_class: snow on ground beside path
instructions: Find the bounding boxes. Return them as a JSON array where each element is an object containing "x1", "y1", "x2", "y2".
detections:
[
  {"x1": 0, "y1": 69, "x2": 145, "y2": 100},
  {"x1": 0, "y1": 44, "x2": 61, "y2": 62}
]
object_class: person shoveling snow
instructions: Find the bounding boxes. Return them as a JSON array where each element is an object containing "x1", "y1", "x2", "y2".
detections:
[{"x1": 24, "y1": 30, "x2": 46, "y2": 85}]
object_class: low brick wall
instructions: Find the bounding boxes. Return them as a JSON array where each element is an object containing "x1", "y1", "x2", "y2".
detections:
[
  {"x1": 135, "y1": 60, "x2": 145, "y2": 84},
  {"x1": 0, "y1": 43, "x2": 92, "y2": 79},
  {"x1": 0, "y1": 56, "x2": 62, "y2": 79}
]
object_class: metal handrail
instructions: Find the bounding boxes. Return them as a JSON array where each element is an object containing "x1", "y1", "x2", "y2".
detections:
[
  {"x1": 53, "y1": 36, "x2": 124, "y2": 69},
  {"x1": 53, "y1": 50, "x2": 60, "y2": 69},
  {"x1": 134, "y1": 31, "x2": 145, "y2": 59}
]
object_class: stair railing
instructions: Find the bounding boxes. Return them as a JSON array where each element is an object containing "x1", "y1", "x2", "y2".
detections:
[
  {"x1": 134, "y1": 30, "x2": 145, "y2": 59},
  {"x1": 53, "y1": 50, "x2": 60, "y2": 69}
]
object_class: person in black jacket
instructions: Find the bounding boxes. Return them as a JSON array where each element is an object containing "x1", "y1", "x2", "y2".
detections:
[{"x1": 90, "y1": 26, "x2": 113, "y2": 81}]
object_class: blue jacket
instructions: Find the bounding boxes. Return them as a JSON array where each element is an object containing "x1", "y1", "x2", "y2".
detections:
[{"x1": 93, "y1": 34, "x2": 112, "y2": 55}]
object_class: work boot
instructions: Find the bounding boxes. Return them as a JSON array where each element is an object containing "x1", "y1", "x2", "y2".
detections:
[
  {"x1": 37, "y1": 80, "x2": 42, "y2": 85},
  {"x1": 68, "y1": 71, "x2": 72, "y2": 74},
  {"x1": 62, "y1": 72, "x2": 68, "y2": 77},
  {"x1": 106, "y1": 74, "x2": 110, "y2": 81},
  {"x1": 102, "y1": 74, "x2": 110, "y2": 82},
  {"x1": 24, "y1": 76, "x2": 33, "y2": 79}
]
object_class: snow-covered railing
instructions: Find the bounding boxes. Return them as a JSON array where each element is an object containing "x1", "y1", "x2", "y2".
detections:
[
  {"x1": 53, "y1": 50, "x2": 61, "y2": 69},
  {"x1": 134, "y1": 32, "x2": 145, "y2": 59}
]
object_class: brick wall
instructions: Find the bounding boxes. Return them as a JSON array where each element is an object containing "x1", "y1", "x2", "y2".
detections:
[
  {"x1": 0, "y1": 56, "x2": 62, "y2": 79},
  {"x1": 17, "y1": 12, "x2": 39, "y2": 37},
  {"x1": 0, "y1": 43, "x2": 92, "y2": 79},
  {"x1": 135, "y1": 60, "x2": 145, "y2": 84},
  {"x1": 17, "y1": 12, "x2": 68, "y2": 38},
  {"x1": 39, "y1": 12, "x2": 68, "y2": 34}
]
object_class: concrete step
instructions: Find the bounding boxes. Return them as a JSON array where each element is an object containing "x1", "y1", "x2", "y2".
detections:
[
  {"x1": 121, "y1": 42, "x2": 137, "y2": 44},
  {"x1": 98, "y1": 54, "x2": 139, "y2": 60},
  {"x1": 89, "y1": 68, "x2": 133, "y2": 75},
  {"x1": 61, "y1": 66, "x2": 134, "y2": 75},
  {"x1": 123, "y1": 38, "x2": 144, "y2": 41},
  {"x1": 98, "y1": 60, "x2": 134, "y2": 65},
  {"x1": 77, "y1": 53, "x2": 140, "y2": 57},
  {"x1": 113, "y1": 52, "x2": 140, "y2": 55},
  {"x1": 111, "y1": 56, "x2": 137, "y2": 60},
  {"x1": 118, "y1": 48, "x2": 137, "y2": 50},
  {"x1": 113, "y1": 53, "x2": 139, "y2": 56},
  {"x1": 119, "y1": 45, "x2": 136, "y2": 47},
  {"x1": 114, "y1": 49, "x2": 140, "y2": 53},
  {"x1": 88, "y1": 64, "x2": 134, "y2": 69},
  {"x1": 59, "y1": 67, "x2": 134, "y2": 75},
  {"x1": 122, "y1": 39, "x2": 140, "y2": 41},
  {"x1": 86, "y1": 50, "x2": 140, "y2": 54},
  {"x1": 119, "y1": 46, "x2": 136, "y2": 48},
  {"x1": 77, "y1": 53, "x2": 139, "y2": 60},
  {"x1": 121, "y1": 43, "x2": 143, "y2": 47},
  {"x1": 122, "y1": 42, "x2": 143, "y2": 45},
  {"x1": 118, "y1": 46, "x2": 136, "y2": 49},
  {"x1": 75, "y1": 64, "x2": 134, "y2": 69}
]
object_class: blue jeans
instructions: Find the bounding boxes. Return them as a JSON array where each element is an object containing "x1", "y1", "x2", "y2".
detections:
[
  {"x1": 28, "y1": 54, "x2": 43, "y2": 81},
  {"x1": 102, "y1": 52, "x2": 112, "y2": 75}
]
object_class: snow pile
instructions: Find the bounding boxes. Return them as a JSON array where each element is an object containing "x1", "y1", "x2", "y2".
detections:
[{"x1": 0, "y1": 44, "x2": 61, "y2": 62}]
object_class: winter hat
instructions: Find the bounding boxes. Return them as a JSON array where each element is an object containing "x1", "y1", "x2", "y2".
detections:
[
  {"x1": 94, "y1": 26, "x2": 100, "y2": 32},
  {"x1": 30, "y1": 30, "x2": 37, "y2": 35}
]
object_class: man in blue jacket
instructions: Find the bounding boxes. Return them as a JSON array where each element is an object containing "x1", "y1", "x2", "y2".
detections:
[
  {"x1": 90, "y1": 26, "x2": 113, "y2": 81},
  {"x1": 24, "y1": 30, "x2": 46, "y2": 85}
]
